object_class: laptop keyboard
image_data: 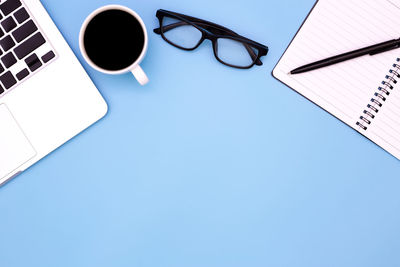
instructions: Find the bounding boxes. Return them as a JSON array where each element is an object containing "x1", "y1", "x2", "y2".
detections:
[{"x1": 0, "y1": 0, "x2": 56, "y2": 98}]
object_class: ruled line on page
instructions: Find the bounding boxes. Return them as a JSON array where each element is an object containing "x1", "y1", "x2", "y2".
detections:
[{"x1": 387, "y1": 0, "x2": 400, "y2": 9}]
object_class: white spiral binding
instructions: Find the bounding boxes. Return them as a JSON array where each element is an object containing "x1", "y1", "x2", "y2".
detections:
[{"x1": 356, "y1": 58, "x2": 399, "y2": 131}]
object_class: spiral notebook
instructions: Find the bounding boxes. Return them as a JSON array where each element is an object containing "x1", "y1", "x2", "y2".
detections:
[{"x1": 273, "y1": 0, "x2": 400, "y2": 160}]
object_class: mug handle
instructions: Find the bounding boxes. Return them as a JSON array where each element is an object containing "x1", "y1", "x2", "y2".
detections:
[{"x1": 131, "y1": 65, "x2": 149, "y2": 85}]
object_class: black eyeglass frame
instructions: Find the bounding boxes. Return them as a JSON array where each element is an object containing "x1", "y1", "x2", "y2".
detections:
[{"x1": 154, "y1": 9, "x2": 269, "y2": 69}]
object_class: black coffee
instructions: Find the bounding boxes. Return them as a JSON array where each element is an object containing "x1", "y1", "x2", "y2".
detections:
[{"x1": 83, "y1": 9, "x2": 145, "y2": 71}]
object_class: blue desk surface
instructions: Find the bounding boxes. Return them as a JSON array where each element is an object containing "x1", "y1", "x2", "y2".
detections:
[{"x1": 1, "y1": 0, "x2": 400, "y2": 266}]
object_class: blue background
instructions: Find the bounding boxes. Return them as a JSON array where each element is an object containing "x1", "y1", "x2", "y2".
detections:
[{"x1": 1, "y1": 0, "x2": 400, "y2": 266}]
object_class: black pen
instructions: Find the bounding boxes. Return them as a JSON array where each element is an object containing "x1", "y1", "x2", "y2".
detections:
[{"x1": 290, "y1": 38, "x2": 400, "y2": 75}]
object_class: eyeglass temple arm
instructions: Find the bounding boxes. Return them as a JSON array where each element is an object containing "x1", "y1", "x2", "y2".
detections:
[{"x1": 154, "y1": 22, "x2": 262, "y2": 65}]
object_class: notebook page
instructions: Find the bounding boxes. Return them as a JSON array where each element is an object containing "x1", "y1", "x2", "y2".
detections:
[{"x1": 273, "y1": 0, "x2": 400, "y2": 159}]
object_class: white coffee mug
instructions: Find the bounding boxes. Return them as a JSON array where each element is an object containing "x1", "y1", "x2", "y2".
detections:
[{"x1": 79, "y1": 5, "x2": 149, "y2": 85}]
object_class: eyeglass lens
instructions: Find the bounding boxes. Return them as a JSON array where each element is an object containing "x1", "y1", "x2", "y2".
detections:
[
  {"x1": 161, "y1": 17, "x2": 203, "y2": 49},
  {"x1": 216, "y1": 38, "x2": 258, "y2": 68}
]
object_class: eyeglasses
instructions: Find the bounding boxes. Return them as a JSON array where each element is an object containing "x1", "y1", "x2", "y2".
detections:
[{"x1": 153, "y1": 9, "x2": 269, "y2": 69}]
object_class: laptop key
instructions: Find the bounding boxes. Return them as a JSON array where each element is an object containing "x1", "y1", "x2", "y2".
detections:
[
  {"x1": 0, "y1": 0, "x2": 22, "y2": 16},
  {"x1": 1, "y1": 16, "x2": 17, "y2": 32},
  {"x1": 41, "y1": 50, "x2": 55, "y2": 63},
  {"x1": 25, "y1": 53, "x2": 42, "y2": 72},
  {"x1": 16, "y1": 68, "x2": 28, "y2": 81},
  {"x1": 2, "y1": 52, "x2": 16, "y2": 68},
  {"x1": 0, "y1": 63, "x2": 4, "y2": 74},
  {"x1": 14, "y1": 8, "x2": 29, "y2": 24},
  {"x1": 0, "y1": 84, "x2": 4, "y2": 94},
  {"x1": 14, "y1": 32, "x2": 45, "y2": 59},
  {"x1": 12, "y1": 20, "x2": 37, "y2": 42},
  {"x1": 0, "y1": 35, "x2": 15, "y2": 51},
  {"x1": 0, "y1": 71, "x2": 17, "y2": 89}
]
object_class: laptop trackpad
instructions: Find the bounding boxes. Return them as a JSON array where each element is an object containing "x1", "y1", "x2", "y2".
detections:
[{"x1": 0, "y1": 104, "x2": 36, "y2": 179}]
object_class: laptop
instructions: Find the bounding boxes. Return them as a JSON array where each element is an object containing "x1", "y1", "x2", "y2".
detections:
[{"x1": 0, "y1": 0, "x2": 108, "y2": 186}]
